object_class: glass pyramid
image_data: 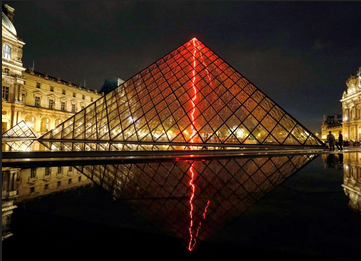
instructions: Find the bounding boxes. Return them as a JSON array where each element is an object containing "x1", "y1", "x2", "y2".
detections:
[
  {"x1": 39, "y1": 38, "x2": 323, "y2": 151},
  {"x1": 74, "y1": 154, "x2": 317, "y2": 250},
  {"x1": 2, "y1": 120, "x2": 37, "y2": 151}
]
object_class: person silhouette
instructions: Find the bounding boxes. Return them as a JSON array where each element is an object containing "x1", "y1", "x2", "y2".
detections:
[
  {"x1": 337, "y1": 130, "x2": 343, "y2": 150},
  {"x1": 327, "y1": 131, "x2": 336, "y2": 151}
]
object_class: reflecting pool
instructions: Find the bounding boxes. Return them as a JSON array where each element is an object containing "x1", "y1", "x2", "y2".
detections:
[{"x1": 2, "y1": 152, "x2": 360, "y2": 260}]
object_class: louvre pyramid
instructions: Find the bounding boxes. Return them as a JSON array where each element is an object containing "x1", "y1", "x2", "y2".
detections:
[
  {"x1": 39, "y1": 38, "x2": 323, "y2": 150},
  {"x1": 2, "y1": 120, "x2": 37, "y2": 151},
  {"x1": 75, "y1": 154, "x2": 317, "y2": 250}
]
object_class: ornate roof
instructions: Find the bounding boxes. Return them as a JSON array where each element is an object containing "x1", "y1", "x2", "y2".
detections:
[{"x1": 2, "y1": 11, "x2": 17, "y2": 36}]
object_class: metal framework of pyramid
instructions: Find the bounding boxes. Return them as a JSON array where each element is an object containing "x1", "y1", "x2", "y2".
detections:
[
  {"x1": 2, "y1": 120, "x2": 37, "y2": 151},
  {"x1": 39, "y1": 38, "x2": 323, "y2": 151},
  {"x1": 75, "y1": 154, "x2": 317, "y2": 250}
]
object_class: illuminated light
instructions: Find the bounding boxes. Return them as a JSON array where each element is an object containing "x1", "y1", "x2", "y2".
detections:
[
  {"x1": 190, "y1": 38, "x2": 198, "y2": 144},
  {"x1": 236, "y1": 128, "x2": 244, "y2": 138},
  {"x1": 187, "y1": 162, "x2": 211, "y2": 252}
]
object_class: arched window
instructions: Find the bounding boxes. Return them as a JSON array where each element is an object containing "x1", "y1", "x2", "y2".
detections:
[
  {"x1": 25, "y1": 115, "x2": 36, "y2": 130},
  {"x1": 2, "y1": 44, "x2": 11, "y2": 59},
  {"x1": 41, "y1": 117, "x2": 50, "y2": 132}
]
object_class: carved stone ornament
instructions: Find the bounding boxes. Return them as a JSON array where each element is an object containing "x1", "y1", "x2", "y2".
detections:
[{"x1": 346, "y1": 74, "x2": 358, "y2": 91}]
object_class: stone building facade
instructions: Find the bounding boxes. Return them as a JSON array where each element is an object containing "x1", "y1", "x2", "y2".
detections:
[
  {"x1": 320, "y1": 114, "x2": 342, "y2": 142},
  {"x1": 2, "y1": 4, "x2": 101, "y2": 138},
  {"x1": 340, "y1": 67, "x2": 361, "y2": 141}
]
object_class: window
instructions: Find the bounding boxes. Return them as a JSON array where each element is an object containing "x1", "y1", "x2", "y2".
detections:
[
  {"x1": 35, "y1": 96, "x2": 40, "y2": 107},
  {"x1": 45, "y1": 167, "x2": 51, "y2": 176},
  {"x1": 78, "y1": 176, "x2": 81, "y2": 182},
  {"x1": 82, "y1": 95, "x2": 85, "y2": 100},
  {"x1": 22, "y1": 93, "x2": 26, "y2": 103},
  {"x1": 91, "y1": 97, "x2": 93, "y2": 102},
  {"x1": 36, "y1": 82, "x2": 41, "y2": 88},
  {"x1": 71, "y1": 104, "x2": 76, "y2": 113},
  {"x1": 61, "y1": 102, "x2": 66, "y2": 111},
  {"x1": 30, "y1": 187, "x2": 35, "y2": 193},
  {"x1": 73, "y1": 92, "x2": 76, "y2": 98},
  {"x1": 57, "y1": 166, "x2": 62, "y2": 174},
  {"x1": 68, "y1": 166, "x2": 73, "y2": 172},
  {"x1": 62, "y1": 89, "x2": 66, "y2": 95},
  {"x1": 2, "y1": 86, "x2": 9, "y2": 101},
  {"x1": 68, "y1": 179, "x2": 72, "y2": 184},
  {"x1": 3, "y1": 68, "x2": 9, "y2": 75},
  {"x1": 49, "y1": 99, "x2": 54, "y2": 109},
  {"x1": 2, "y1": 43, "x2": 11, "y2": 59},
  {"x1": 57, "y1": 181, "x2": 61, "y2": 187},
  {"x1": 44, "y1": 184, "x2": 49, "y2": 190},
  {"x1": 50, "y1": 86, "x2": 54, "y2": 92},
  {"x1": 30, "y1": 168, "x2": 37, "y2": 178}
]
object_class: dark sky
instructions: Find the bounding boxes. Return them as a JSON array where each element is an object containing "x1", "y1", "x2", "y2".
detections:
[{"x1": 5, "y1": 1, "x2": 361, "y2": 133}]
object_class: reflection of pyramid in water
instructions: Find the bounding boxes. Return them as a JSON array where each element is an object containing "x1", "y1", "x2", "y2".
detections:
[
  {"x1": 39, "y1": 38, "x2": 323, "y2": 150},
  {"x1": 2, "y1": 120, "x2": 37, "y2": 151},
  {"x1": 75, "y1": 154, "x2": 317, "y2": 250}
]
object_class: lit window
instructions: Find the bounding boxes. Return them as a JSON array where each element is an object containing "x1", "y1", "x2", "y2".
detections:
[
  {"x1": 35, "y1": 96, "x2": 40, "y2": 107},
  {"x1": 49, "y1": 99, "x2": 54, "y2": 109},
  {"x1": 2, "y1": 43, "x2": 11, "y2": 59},
  {"x1": 30, "y1": 168, "x2": 37, "y2": 178},
  {"x1": 2, "y1": 86, "x2": 9, "y2": 101}
]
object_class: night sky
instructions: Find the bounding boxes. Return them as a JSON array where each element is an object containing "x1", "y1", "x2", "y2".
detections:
[{"x1": 4, "y1": 1, "x2": 361, "y2": 133}]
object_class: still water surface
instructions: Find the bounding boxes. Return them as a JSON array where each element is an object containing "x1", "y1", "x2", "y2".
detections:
[{"x1": 3, "y1": 152, "x2": 360, "y2": 260}]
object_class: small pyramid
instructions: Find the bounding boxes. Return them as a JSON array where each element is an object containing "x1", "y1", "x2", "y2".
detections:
[
  {"x1": 2, "y1": 120, "x2": 37, "y2": 151},
  {"x1": 39, "y1": 38, "x2": 323, "y2": 150}
]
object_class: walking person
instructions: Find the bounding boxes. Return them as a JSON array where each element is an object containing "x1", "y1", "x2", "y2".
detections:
[
  {"x1": 327, "y1": 131, "x2": 336, "y2": 151},
  {"x1": 337, "y1": 130, "x2": 343, "y2": 150}
]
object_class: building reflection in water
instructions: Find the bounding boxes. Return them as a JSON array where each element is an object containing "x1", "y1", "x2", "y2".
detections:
[
  {"x1": 4, "y1": 152, "x2": 360, "y2": 249},
  {"x1": 342, "y1": 153, "x2": 361, "y2": 213},
  {"x1": 2, "y1": 166, "x2": 92, "y2": 240},
  {"x1": 322, "y1": 153, "x2": 344, "y2": 169}
]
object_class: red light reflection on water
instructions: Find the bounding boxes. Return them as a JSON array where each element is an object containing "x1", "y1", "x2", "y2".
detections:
[
  {"x1": 187, "y1": 39, "x2": 211, "y2": 251},
  {"x1": 187, "y1": 162, "x2": 211, "y2": 252}
]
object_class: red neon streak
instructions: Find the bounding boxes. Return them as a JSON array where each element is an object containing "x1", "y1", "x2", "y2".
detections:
[
  {"x1": 187, "y1": 162, "x2": 211, "y2": 252},
  {"x1": 190, "y1": 38, "x2": 198, "y2": 144}
]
